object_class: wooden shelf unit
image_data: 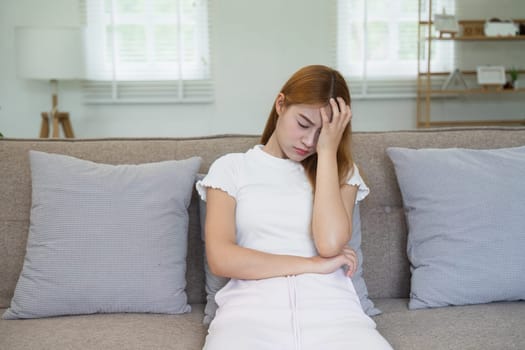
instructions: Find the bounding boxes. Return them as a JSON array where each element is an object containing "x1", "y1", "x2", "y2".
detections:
[
  {"x1": 420, "y1": 119, "x2": 525, "y2": 128},
  {"x1": 423, "y1": 87, "x2": 525, "y2": 95},
  {"x1": 416, "y1": 1, "x2": 525, "y2": 128},
  {"x1": 429, "y1": 35, "x2": 525, "y2": 41}
]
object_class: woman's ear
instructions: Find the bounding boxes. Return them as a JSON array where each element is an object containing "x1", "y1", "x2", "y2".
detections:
[{"x1": 275, "y1": 93, "x2": 285, "y2": 116}]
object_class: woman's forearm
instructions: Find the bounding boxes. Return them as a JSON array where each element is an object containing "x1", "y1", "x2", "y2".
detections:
[
  {"x1": 311, "y1": 150, "x2": 351, "y2": 257},
  {"x1": 207, "y1": 242, "x2": 316, "y2": 280}
]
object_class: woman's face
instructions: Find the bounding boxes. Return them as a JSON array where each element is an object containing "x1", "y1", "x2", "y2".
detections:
[{"x1": 274, "y1": 97, "x2": 328, "y2": 161}]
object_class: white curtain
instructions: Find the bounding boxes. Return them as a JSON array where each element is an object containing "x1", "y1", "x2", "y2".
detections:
[{"x1": 81, "y1": 0, "x2": 212, "y2": 103}]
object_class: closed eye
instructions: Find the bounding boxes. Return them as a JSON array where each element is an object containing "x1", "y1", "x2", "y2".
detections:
[{"x1": 298, "y1": 113, "x2": 315, "y2": 128}]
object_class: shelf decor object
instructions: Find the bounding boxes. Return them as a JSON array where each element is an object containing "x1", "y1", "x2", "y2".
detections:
[
  {"x1": 416, "y1": 0, "x2": 525, "y2": 128},
  {"x1": 508, "y1": 67, "x2": 520, "y2": 90},
  {"x1": 15, "y1": 26, "x2": 84, "y2": 138},
  {"x1": 476, "y1": 66, "x2": 506, "y2": 91},
  {"x1": 434, "y1": 9, "x2": 459, "y2": 38},
  {"x1": 442, "y1": 69, "x2": 468, "y2": 90},
  {"x1": 484, "y1": 18, "x2": 519, "y2": 37},
  {"x1": 462, "y1": 21, "x2": 485, "y2": 37}
]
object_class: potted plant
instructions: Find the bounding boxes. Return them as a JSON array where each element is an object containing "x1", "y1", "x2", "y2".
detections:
[{"x1": 508, "y1": 67, "x2": 519, "y2": 89}]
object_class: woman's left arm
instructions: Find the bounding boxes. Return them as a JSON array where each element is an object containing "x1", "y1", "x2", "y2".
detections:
[{"x1": 312, "y1": 97, "x2": 356, "y2": 257}]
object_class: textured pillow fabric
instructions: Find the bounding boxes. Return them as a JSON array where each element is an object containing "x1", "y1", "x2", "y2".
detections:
[
  {"x1": 348, "y1": 204, "x2": 381, "y2": 316},
  {"x1": 3, "y1": 151, "x2": 201, "y2": 320},
  {"x1": 196, "y1": 174, "x2": 380, "y2": 325},
  {"x1": 387, "y1": 146, "x2": 525, "y2": 310}
]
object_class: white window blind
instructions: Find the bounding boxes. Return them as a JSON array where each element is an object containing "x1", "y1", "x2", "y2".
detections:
[
  {"x1": 337, "y1": 0, "x2": 455, "y2": 98},
  {"x1": 81, "y1": 0, "x2": 212, "y2": 103}
]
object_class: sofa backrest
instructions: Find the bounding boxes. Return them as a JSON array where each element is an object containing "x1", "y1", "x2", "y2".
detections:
[{"x1": 1, "y1": 127, "x2": 524, "y2": 307}]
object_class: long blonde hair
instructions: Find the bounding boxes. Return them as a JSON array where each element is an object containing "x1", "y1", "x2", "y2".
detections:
[{"x1": 260, "y1": 65, "x2": 354, "y2": 190}]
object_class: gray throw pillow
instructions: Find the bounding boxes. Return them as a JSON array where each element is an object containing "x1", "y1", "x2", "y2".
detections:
[
  {"x1": 387, "y1": 146, "x2": 525, "y2": 310},
  {"x1": 3, "y1": 151, "x2": 201, "y2": 320},
  {"x1": 196, "y1": 174, "x2": 380, "y2": 325}
]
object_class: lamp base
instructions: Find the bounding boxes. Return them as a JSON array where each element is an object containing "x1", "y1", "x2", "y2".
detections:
[{"x1": 40, "y1": 112, "x2": 75, "y2": 138}]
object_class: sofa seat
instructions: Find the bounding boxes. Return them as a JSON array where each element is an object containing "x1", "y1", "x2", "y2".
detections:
[
  {"x1": 0, "y1": 304, "x2": 207, "y2": 350},
  {"x1": 3, "y1": 299, "x2": 523, "y2": 350},
  {"x1": 374, "y1": 298, "x2": 525, "y2": 350}
]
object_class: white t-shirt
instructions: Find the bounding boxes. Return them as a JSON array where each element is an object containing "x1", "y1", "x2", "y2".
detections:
[{"x1": 196, "y1": 144, "x2": 369, "y2": 258}]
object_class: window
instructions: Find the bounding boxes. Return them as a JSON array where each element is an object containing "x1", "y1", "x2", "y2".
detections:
[
  {"x1": 82, "y1": 0, "x2": 212, "y2": 103},
  {"x1": 337, "y1": 0, "x2": 455, "y2": 98}
]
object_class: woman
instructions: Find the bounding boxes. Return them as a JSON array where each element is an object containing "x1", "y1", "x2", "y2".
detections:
[{"x1": 196, "y1": 65, "x2": 392, "y2": 349}]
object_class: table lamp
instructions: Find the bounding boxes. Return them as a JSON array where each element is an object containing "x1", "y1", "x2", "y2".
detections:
[{"x1": 15, "y1": 26, "x2": 84, "y2": 138}]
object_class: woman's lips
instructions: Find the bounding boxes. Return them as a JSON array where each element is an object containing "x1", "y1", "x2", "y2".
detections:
[{"x1": 294, "y1": 147, "x2": 309, "y2": 156}]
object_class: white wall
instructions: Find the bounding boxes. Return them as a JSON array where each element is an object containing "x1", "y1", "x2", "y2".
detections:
[{"x1": 1, "y1": 0, "x2": 524, "y2": 138}]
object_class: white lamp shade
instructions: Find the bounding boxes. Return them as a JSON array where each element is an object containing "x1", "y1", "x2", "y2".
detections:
[{"x1": 15, "y1": 26, "x2": 84, "y2": 80}]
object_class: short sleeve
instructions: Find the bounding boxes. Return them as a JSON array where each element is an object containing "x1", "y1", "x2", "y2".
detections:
[
  {"x1": 346, "y1": 164, "x2": 370, "y2": 203},
  {"x1": 195, "y1": 153, "x2": 242, "y2": 202}
]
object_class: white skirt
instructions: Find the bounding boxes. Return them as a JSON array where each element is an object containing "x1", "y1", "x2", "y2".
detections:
[{"x1": 203, "y1": 269, "x2": 392, "y2": 350}]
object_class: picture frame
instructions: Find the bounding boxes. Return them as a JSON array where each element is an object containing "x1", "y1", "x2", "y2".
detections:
[
  {"x1": 434, "y1": 14, "x2": 459, "y2": 34},
  {"x1": 476, "y1": 66, "x2": 506, "y2": 85}
]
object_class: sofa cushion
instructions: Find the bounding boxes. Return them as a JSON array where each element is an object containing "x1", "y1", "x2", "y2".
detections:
[
  {"x1": 374, "y1": 299, "x2": 525, "y2": 350},
  {"x1": 3, "y1": 151, "x2": 201, "y2": 319},
  {"x1": 0, "y1": 305, "x2": 207, "y2": 350},
  {"x1": 196, "y1": 172, "x2": 381, "y2": 325},
  {"x1": 387, "y1": 146, "x2": 525, "y2": 310}
]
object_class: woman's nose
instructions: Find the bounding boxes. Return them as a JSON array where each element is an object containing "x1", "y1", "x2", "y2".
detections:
[{"x1": 302, "y1": 130, "x2": 317, "y2": 148}]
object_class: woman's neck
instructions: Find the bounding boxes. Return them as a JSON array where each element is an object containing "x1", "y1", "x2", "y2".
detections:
[{"x1": 263, "y1": 134, "x2": 287, "y2": 159}]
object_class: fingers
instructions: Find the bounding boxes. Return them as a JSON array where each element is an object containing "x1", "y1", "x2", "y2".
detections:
[
  {"x1": 329, "y1": 98, "x2": 339, "y2": 122},
  {"x1": 341, "y1": 246, "x2": 358, "y2": 277},
  {"x1": 319, "y1": 104, "x2": 331, "y2": 126},
  {"x1": 345, "y1": 104, "x2": 352, "y2": 124},
  {"x1": 315, "y1": 248, "x2": 358, "y2": 276},
  {"x1": 327, "y1": 97, "x2": 351, "y2": 128}
]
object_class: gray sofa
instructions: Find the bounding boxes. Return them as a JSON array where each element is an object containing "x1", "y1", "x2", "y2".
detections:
[{"x1": 1, "y1": 127, "x2": 524, "y2": 350}]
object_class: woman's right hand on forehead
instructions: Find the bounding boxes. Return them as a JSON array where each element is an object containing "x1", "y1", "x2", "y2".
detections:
[{"x1": 316, "y1": 97, "x2": 352, "y2": 155}]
